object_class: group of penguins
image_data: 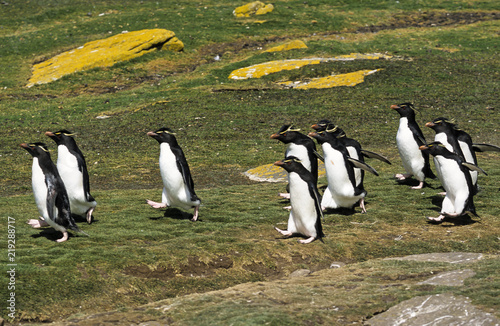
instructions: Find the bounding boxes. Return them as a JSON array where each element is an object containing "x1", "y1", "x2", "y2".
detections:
[{"x1": 21, "y1": 102, "x2": 498, "y2": 243}]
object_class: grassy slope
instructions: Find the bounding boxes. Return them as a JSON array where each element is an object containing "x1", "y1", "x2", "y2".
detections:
[{"x1": 0, "y1": 0, "x2": 499, "y2": 324}]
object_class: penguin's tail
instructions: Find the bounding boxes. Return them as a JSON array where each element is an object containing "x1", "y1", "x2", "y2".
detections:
[{"x1": 70, "y1": 225, "x2": 90, "y2": 237}]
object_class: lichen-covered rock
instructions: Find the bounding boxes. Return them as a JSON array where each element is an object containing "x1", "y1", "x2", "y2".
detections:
[
  {"x1": 27, "y1": 29, "x2": 183, "y2": 87},
  {"x1": 228, "y1": 53, "x2": 392, "y2": 80},
  {"x1": 279, "y1": 69, "x2": 382, "y2": 89},
  {"x1": 264, "y1": 40, "x2": 308, "y2": 53},
  {"x1": 233, "y1": 1, "x2": 274, "y2": 17},
  {"x1": 244, "y1": 162, "x2": 326, "y2": 182}
]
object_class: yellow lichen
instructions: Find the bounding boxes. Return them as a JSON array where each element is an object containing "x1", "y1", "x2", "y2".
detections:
[
  {"x1": 264, "y1": 40, "x2": 308, "y2": 53},
  {"x1": 233, "y1": 1, "x2": 273, "y2": 18},
  {"x1": 27, "y1": 29, "x2": 183, "y2": 87},
  {"x1": 279, "y1": 69, "x2": 383, "y2": 89},
  {"x1": 228, "y1": 53, "x2": 391, "y2": 80},
  {"x1": 244, "y1": 162, "x2": 326, "y2": 182}
]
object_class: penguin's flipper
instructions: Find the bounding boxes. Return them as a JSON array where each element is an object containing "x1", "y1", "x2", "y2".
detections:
[
  {"x1": 361, "y1": 149, "x2": 392, "y2": 164},
  {"x1": 313, "y1": 149, "x2": 324, "y2": 162},
  {"x1": 472, "y1": 143, "x2": 500, "y2": 152},
  {"x1": 347, "y1": 157, "x2": 379, "y2": 176},
  {"x1": 461, "y1": 162, "x2": 488, "y2": 175},
  {"x1": 174, "y1": 150, "x2": 200, "y2": 202}
]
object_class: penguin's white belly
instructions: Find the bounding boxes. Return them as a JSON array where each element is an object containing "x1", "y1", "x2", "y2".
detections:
[
  {"x1": 159, "y1": 144, "x2": 197, "y2": 210},
  {"x1": 323, "y1": 146, "x2": 362, "y2": 207},
  {"x1": 396, "y1": 119, "x2": 425, "y2": 180},
  {"x1": 32, "y1": 159, "x2": 49, "y2": 219},
  {"x1": 31, "y1": 160, "x2": 63, "y2": 231},
  {"x1": 288, "y1": 173, "x2": 318, "y2": 238},
  {"x1": 57, "y1": 146, "x2": 91, "y2": 215},
  {"x1": 286, "y1": 144, "x2": 311, "y2": 171},
  {"x1": 434, "y1": 156, "x2": 469, "y2": 214}
]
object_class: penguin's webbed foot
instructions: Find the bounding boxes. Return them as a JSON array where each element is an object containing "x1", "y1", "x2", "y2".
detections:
[
  {"x1": 359, "y1": 198, "x2": 367, "y2": 214},
  {"x1": 191, "y1": 206, "x2": 200, "y2": 222},
  {"x1": 27, "y1": 218, "x2": 49, "y2": 228},
  {"x1": 282, "y1": 205, "x2": 292, "y2": 210},
  {"x1": 274, "y1": 226, "x2": 293, "y2": 237},
  {"x1": 86, "y1": 207, "x2": 95, "y2": 224},
  {"x1": 56, "y1": 231, "x2": 69, "y2": 243},
  {"x1": 279, "y1": 193, "x2": 291, "y2": 199},
  {"x1": 395, "y1": 173, "x2": 412, "y2": 181},
  {"x1": 426, "y1": 215, "x2": 446, "y2": 223},
  {"x1": 146, "y1": 199, "x2": 167, "y2": 209},
  {"x1": 298, "y1": 236, "x2": 316, "y2": 244},
  {"x1": 411, "y1": 181, "x2": 425, "y2": 190}
]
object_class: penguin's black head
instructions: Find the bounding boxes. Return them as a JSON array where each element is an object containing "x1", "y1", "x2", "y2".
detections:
[
  {"x1": 391, "y1": 102, "x2": 416, "y2": 118},
  {"x1": 425, "y1": 117, "x2": 455, "y2": 133},
  {"x1": 20, "y1": 142, "x2": 50, "y2": 158},
  {"x1": 147, "y1": 127, "x2": 178, "y2": 144},
  {"x1": 308, "y1": 130, "x2": 335, "y2": 145},
  {"x1": 45, "y1": 130, "x2": 76, "y2": 145},
  {"x1": 274, "y1": 156, "x2": 304, "y2": 172},
  {"x1": 311, "y1": 119, "x2": 332, "y2": 132},
  {"x1": 419, "y1": 141, "x2": 449, "y2": 155},
  {"x1": 270, "y1": 124, "x2": 302, "y2": 143}
]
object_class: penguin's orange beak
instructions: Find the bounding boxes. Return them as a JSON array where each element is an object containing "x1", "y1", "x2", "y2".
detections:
[
  {"x1": 419, "y1": 145, "x2": 428, "y2": 151},
  {"x1": 270, "y1": 133, "x2": 280, "y2": 139},
  {"x1": 273, "y1": 160, "x2": 284, "y2": 166},
  {"x1": 19, "y1": 143, "x2": 29, "y2": 149},
  {"x1": 311, "y1": 124, "x2": 319, "y2": 130},
  {"x1": 147, "y1": 131, "x2": 157, "y2": 137},
  {"x1": 390, "y1": 104, "x2": 399, "y2": 110},
  {"x1": 308, "y1": 132, "x2": 318, "y2": 138},
  {"x1": 45, "y1": 131, "x2": 55, "y2": 137},
  {"x1": 425, "y1": 122, "x2": 435, "y2": 128}
]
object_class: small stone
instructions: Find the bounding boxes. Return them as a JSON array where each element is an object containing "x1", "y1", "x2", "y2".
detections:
[
  {"x1": 330, "y1": 262, "x2": 346, "y2": 269},
  {"x1": 233, "y1": 1, "x2": 273, "y2": 18},
  {"x1": 264, "y1": 40, "x2": 307, "y2": 53}
]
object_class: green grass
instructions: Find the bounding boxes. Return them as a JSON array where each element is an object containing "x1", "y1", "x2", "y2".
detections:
[{"x1": 0, "y1": 0, "x2": 499, "y2": 324}]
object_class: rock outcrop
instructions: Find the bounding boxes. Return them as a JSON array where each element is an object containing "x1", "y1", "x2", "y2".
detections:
[
  {"x1": 27, "y1": 29, "x2": 183, "y2": 87},
  {"x1": 264, "y1": 40, "x2": 308, "y2": 52},
  {"x1": 233, "y1": 1, "x2": 274, "y2": 17}
]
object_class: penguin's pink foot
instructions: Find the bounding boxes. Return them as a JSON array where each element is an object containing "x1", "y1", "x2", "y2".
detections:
[
  {"x1": 298, "y1": 236, "x2": 316, "y2": 244},
  {"x1": 56, "y1": 231, "x2": 69, "y2": 243},
  {"x1": 27, "y1": 219, "x2": 49, "y2": 228},
  {"x1": 86, "y1": 207, "x2": 95, "y2": 224},
  {"x1": 427, "y1": 215, "x2": 445, "y2": 222},
  {"x1": 191, "y1": 206, "x2": 200, "y2": 222},
  {"x1": 146, "y1": 199, "x2": 167, "y2": 209},
  {"x1": 274, "y1": 226, "x2": 293, "y2": 237},
  {"x1": 279, "y1": 193, "x2": 291, "y2": 199},
  {"x1": 411, "y1": 181, "x2": 425, "y2": 189},
  {"x1": 282, "y1": 205, "x2": 292, "y2": 210},
  {"x1": 438, "y1": 192, "x2": 447, "y2": 196},
  {"x1": 359, "y1": 198, "x2": 367, "y2": 214},
  {"x1": 395, "y1": 173, "x2": 412, "y2": 180}
]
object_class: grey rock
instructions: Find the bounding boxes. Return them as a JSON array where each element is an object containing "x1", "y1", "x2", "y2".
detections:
[
  {"x1": 418, "y1": 269, "x2": 476, "y2": 286},
  {"x1": 366, "y1": 293, "x2": 500, "y2": 326},
  {"x1": 289, "y1": 269, "x2": 310, "y2": 278},
  {"x1": 385, "y1": 252, "x2": 483, "y2": 264}
]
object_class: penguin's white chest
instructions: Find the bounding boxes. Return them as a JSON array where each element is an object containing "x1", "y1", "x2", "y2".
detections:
[
  {"x1": 322, "y1": 144, "x2": 355, "y2": 195},
  {"x1": 288, "y1": 172, "x2": 318, "y2": 237},
  {"x1": 159, "y1": 143, "x2": 193, "y2": 209},
  {"x1": 286, "y1": 143, "x2": 311, "y2": 171},
  {"x1": 434, "y1": 156, "x2": 470, "y2": 214},
  {"x1": 57, "y1": 146, "x2": 84, "y2": 195},
  {"x1": 31, "y1": 158, "x2": 49, "y2": 218},
  {"x1": 396, "y1": 118, "x2": 425, "y2": 178}
]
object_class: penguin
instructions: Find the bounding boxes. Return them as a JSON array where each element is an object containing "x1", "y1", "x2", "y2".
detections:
[
  {"x1": 309, "y1": 131, "x2": 379, "y2": 213},
  {"x1": 146, "y1": 127, "x2": 201, "y2": 221},
  {"x1": 425, "y1": 118, "x2": 499, "y2": 191},
  {"x1": 273, "y1": 156, "x2": 324, "y2": 244},
  {"x1": 270, "y1": 124, "x2": 321, "y2": 201},
  {"x1": 312, "y1": 119, "x2": 391, "y2": 165},
  {"x1": 391, "y1": 103, "x2": 435, "y2": 189},
  {"x1": 419, "y1": 142, "x2": 487, "y2": 222},
  {"x1": 21, "y1": 142, "x2": 85, "y2": 242},
  {"x1": 45, "y1": 130, "x2": 97, "y2": 224}
]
